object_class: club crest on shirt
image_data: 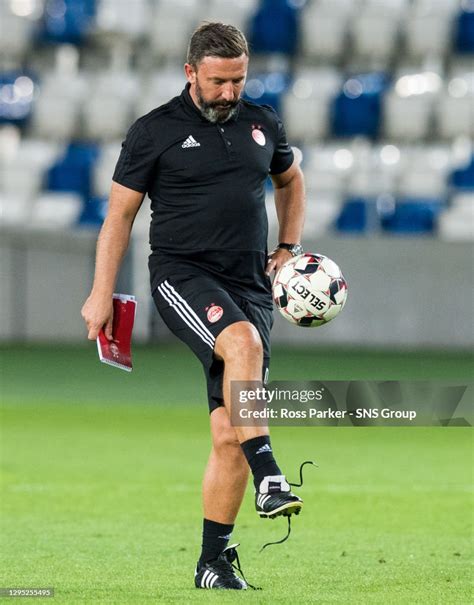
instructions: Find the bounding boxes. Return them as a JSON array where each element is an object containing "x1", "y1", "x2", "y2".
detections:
[
  {"x1": 206, "y1": 303, "x2": 224, "y2": 323},
  {"x1": 251, "y1": 125, "x2": 266, "y2": 146}
]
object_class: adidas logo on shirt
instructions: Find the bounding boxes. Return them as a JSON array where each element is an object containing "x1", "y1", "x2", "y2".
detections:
[
  {"x1": 182, "y1": 135, "x2": 201, "y2": 148},
  {"x1": 256, "y1": 444, "x2": 272, "y2": 455}
]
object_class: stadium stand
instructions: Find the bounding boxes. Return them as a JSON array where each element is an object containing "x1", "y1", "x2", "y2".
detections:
[{"x1": 0, "y1": 0, "x2": 473, "y2": 240}]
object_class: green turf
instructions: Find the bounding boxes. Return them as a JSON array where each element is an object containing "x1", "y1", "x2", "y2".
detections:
[{"x1": 1, "y1": 345, "x2": 472, "y2": 604}]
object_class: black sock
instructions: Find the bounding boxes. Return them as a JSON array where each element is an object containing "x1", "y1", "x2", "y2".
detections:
[
  {"x1": 240, "y1": 435, "x2": 282, "y2": 490},
  {"x1": 198, "y1": 519, "x2": 234, "y2": 567}
]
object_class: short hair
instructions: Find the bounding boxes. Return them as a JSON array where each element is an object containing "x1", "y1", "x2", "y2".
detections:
[{"x1": 187, "y1": 22, "x2": 249, "y2": 68}]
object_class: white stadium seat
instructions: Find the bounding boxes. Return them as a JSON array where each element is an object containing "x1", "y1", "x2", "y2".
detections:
[
  {"x1": 1, "y1": 140, "x2": 63, "y2": 200},
  {"x1": 281, "y1": 68, "x2": 341, "y2": 142},
  {"x1": 300, "y1": 6, "x2": 349, "y2": 61},
  {"x1": 82, "y1": 72, "x2": 138, "y2": 141},
  {"x1": 31, "y1": 193, "x2": 83, "y2": 229},
  {"x1": 202, "y1": 0, "x2": 259, "y2": 33},
  {"x1": 30, "y1": 71, "x2": 88, "y2": 141},
  {"x1": 435, "y1": 72, "x2": 474, "y2": 139},
  {"x1": 383, "y1": 70, "x2": 443, "y2": 141},
  {"x1": 0, "y1": 6, "x2": 33, "y2": 59},
  {"x1": 397, "y1": 145, "x2": 451, "y2": 197},
  {"x1": 95, "y1": 0, "x2": 151, "y2": 38},
  {"x1": 438, "y1": 199, "x2": 474, "y2": 241},
  {"x1": 149, "y1": 0, "x2": 202, "y2": 60},
  {"x1": 93, "y1": 142, "x2": 123, "y2": 197},
  {"x1": 0, "y1": 195, "x2": 32, "y2": 226},
  {"x1": 135, "y1": 69, "x2": 187, "y2": 118},
  {"x1": 304, "y1": 194, "x2": 342, "y2": 238},
  {"x1": 351, "y1": 12, "x2": 400, "y2": 62}
]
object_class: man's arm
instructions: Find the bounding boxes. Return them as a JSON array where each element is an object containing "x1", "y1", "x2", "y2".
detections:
[
  {"x1": 81, "y1": 182, "x2": 145, "y2": 340},
  {"x1": 266, "y1": 160, "x2": 305, "y2": 275}
]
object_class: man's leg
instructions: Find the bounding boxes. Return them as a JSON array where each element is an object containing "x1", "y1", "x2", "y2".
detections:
[
  {"x1": 214, "y1": 320, "x2": 302, "y2": 518},
  {"x1": 197, "y1": 407, "x2": 249, "y2": 567},
  {"x1": 203, "y1": 406, "x2": 249, "y2": 524}
]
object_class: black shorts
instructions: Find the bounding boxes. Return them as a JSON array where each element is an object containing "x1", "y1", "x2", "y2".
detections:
[{"x1": 152, "y1": 274, "x2": 273, "y2": 413}]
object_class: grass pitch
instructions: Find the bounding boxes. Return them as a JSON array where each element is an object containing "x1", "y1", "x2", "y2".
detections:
[{"x1": 0, "y1": 345, "x2": 472, "y2": 604}]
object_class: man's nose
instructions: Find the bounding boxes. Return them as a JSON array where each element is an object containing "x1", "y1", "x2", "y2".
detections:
[{"x1": 220, "y1": 83, "x2": 234, "y2": 102}]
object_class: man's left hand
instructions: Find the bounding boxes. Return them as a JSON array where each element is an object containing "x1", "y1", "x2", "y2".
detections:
[{"x1": 265, "y1": 247, "x2": 293, "y2": 277}]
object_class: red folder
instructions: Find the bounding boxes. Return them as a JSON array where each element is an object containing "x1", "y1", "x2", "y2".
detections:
[{"x1": 96, "y1": 294, "x2": 137, "y2": 372}]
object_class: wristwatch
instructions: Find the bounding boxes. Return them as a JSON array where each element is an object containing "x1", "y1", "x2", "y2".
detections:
[{"x1": 278, "y1": 242, "x2": 304, "y2": 257}]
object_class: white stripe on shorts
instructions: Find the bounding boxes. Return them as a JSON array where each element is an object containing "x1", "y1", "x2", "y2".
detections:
[{"x1": 157, "y1": 280, "x2": 215, "y2": 349}]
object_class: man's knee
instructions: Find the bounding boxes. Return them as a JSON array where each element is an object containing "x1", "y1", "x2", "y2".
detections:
[
  {"x1": 215, "y1": 321, "x2": 263, "y2": 362},
  {"x1": 210, "y1": 409, "x2": 246, "y2": 460}
]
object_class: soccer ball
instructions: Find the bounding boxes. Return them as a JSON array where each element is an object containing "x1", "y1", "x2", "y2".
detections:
[{"x1": 273, "y1": 253, "x2": 348, "y2": 327}]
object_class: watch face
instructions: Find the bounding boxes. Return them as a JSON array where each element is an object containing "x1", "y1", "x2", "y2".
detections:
[{"x1": 290, "y1": 244, "x2": 304, "y2": 256}]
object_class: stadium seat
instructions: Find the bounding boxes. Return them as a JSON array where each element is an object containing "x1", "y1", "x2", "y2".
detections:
[
  {"x1": 351, "y1": 12, "x2": 400, "y2": 63},
  {"x1": 300, "y1": 5, "x2": 349, "y2": 62},
  {"x1": 202, "y1": 0, "x2": 259, "y2": 33},
  {"x1": 249, "y1": 0, "x2": 299, "y2": 56},
  {"x1": 82, "y1": 72, "x2": 137, "y2": 141},
  {"x1": 39, "y1": 0, "x2": 96, "y2": 45},
  {"x1": 46, "y1": 143, "x2": 100, "y2": 200},
  {"x1": 380, "y1": 198, "x2": 445, "y2": 234},
  {"x1": 438, "y1": 191, "x2": 474, "y2": 241},
  {"x1": 336, "y1": 198, "x2": 368, "y2": 233},
  {"x1": 0, "y1": 72, "x2": 36, "y2": 127},
  {"x1": 30, "y1": 65, "x2": 88, "y2": 140},
  {"x1": 454, "y1": 2, "x2": 474, "y2": 53},
  {"x1": 94, "y1": 0, "x2": 149, "y2": 39},
  {"x1": 383, "y1": 70, "x2": 442, "y2": 141},
  {"x1": 78, "y1": 196, "x2": 108, "y2": 227},
  {"x1": 244, "y1": 72, "x2": 290, "y2": 113},
  {"x1": 135, "y1": 69, "x2": 186, "y2": 118},
  {"x1": 281, "y1": 68, "x2": 341, "y2": 142},
  {"x1": 1, "y1": 139, "x2": 63, "y2": 201},
  {"x1": 93, "y1": 142, "x2": 122, "y2": 197},
  {"x1": 450, "y1": 155, "x2": 474, "y2": 190},
  {"x1": 404, "y1": 7, "x2": 455, "y2": 58},
  {"x1": 332, "y1": 73, "x2": 389, "y2": 139},
  {"x1": 0, "y1": 5, "x2": 34, "y2": 60},
  {"x1": 0, "y1": 195, "x2": 32, "y2": 225},
  {"x1": 31, "y1": 192, "x2": 83, "y2": 228},
  {"x1": 435, "y1": 73, "x2": 474, "y2": 139},
  {"x1": 304, "y1": 144, "x2": 353, "y2": 196},
  {"x1": 149, "y1": 0, "x2": 202, "y2": 60},
  {"x1": 305, "y1": 194, "x2": 342, "y2": 238},
  {"x1": 397, "y1": 145, "x2": 451, "y2": 197}
]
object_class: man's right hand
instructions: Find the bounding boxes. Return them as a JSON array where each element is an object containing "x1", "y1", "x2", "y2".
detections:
[{"x1": 81, "y1": 294, "x2": 114, "y2": 341}]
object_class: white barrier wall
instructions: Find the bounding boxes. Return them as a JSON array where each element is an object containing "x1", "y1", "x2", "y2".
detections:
[{"x1": 1, "y1": 225, "x2": 473, "y2": 349}]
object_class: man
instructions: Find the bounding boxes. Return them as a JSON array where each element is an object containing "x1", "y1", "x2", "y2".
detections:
[{"x1": 81, "y1": 22, "x2": 305, "y2": 590}]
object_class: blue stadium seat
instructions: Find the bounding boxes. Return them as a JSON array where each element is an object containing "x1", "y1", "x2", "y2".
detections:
[
  {"x1": 249, "y1": 0, "x2": 299, "y2": 55},
  {"x1": 39, "y1": 0, "x2": 96, "y2": 45},
  {"x1": 335, "y1": 198, "x2": 368, "y2": 233},
  {"x1": 0, "y1": 72, "x2": 36, "y2": 126},
  {"x1": 331, "y1": 72, "x2": 389, "y2": 139},
  {"x1": 243, "y1": 72, "x2": 290, "y2": 113},
  {"x1": 78, "y1": 196, "x2": 108, "y2": 227},
  {"x1": 450, "y1": 156, "x2": 474, "y2": 190},
  {"x1": 454, "y1": 4, "x2": 474, "y2": 54},
  {"x1": 380, "y1": 198, "x2": 445, "y2": 234},
  {"x1": 46, "y1": 143, "x2": 100, "y2": 200}
]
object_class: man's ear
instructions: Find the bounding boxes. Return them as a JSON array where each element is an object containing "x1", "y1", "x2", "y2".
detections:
[{"x1": 184, "y1": 63, "x2": 196, "y2": 84}]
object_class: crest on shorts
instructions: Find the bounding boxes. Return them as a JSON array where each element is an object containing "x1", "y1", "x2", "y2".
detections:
[{"x1": 206, "y1": 303, "x2": 224, "y2": 323}]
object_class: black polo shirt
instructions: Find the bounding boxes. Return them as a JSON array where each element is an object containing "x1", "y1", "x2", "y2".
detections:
[{"x1": 113, "y1": 83, "x2": 294, "y2": 307}]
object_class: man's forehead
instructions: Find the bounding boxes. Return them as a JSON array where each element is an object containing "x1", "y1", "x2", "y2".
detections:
[{"x1": 197, "y1": 55, "x2": 248, "y2": 78}]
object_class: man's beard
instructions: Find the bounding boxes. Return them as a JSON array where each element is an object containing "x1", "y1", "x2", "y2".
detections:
[{"x1": 195, "y1": 80, "x2": 239, "y2": 123}]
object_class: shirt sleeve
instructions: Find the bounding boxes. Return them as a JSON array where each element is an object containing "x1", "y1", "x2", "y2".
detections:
[
  {"x1": 268, "y1": 109, "x2": 294, "y2": 175},
  {"x1": 112, "y1": 120, "x2": 157, "y2": 193}
]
